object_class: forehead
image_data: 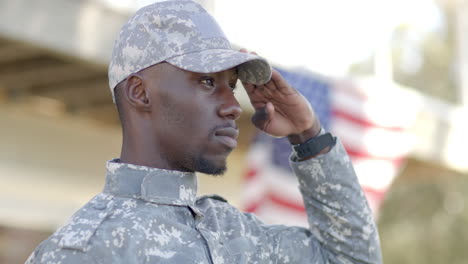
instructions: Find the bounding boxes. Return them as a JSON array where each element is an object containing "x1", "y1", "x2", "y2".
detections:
[
  {"x1": 141, "y1": 63, "x2": 239, "y2": 85},
  {"x1": 211, "y1": 67, "x2": 238, "y2": 77}
]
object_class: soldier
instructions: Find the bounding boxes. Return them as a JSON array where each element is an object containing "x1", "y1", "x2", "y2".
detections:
[{"x1": 26, "y1": 0, "x2": 382, "y2": 263}]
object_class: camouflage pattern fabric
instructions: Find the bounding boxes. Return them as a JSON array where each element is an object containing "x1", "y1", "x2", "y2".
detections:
[
  {"x1": 26, "y1": 137, "x2": 382, "y2": 263},
  {"x1": 108, "y1": 0, "x2": 272, "y2": 100}
]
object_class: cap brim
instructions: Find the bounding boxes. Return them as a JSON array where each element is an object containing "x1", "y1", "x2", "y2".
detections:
[{"x1": 166, "y1": 49, "x2": 272, "y2": 85}]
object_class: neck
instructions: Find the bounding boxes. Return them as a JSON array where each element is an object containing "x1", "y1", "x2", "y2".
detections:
[{"x1": 119, "y1": 123, "x2": 170, "y2": 170}]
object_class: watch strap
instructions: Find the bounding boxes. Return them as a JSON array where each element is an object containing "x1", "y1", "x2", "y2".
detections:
[{"x1": 292, "y1": 132, "x2": 336, "y2": 160}]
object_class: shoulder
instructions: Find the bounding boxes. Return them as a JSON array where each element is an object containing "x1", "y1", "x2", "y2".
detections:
[
  {"x1": 196, "y1": 194, "x2": 245, "y2": 219},
  {"x1": 55, "y1": 193, "x2": 116, "y2": 251},
  {"x1": 195, "y1": 194, "x2": 238, "y2": 212},
  {"x1": 27, "y1": 193, "x2": 115, "y2": 263},
  {"x1": 195, "y1": 194, "x2": 262, "y2": 225},
  {"x1": 196, "y1": 194, "x2": 228, "y2": 203}
]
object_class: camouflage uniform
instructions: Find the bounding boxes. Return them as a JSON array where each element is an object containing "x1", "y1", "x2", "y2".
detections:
[
  {"x1": 26, "y1": 138, "x2": 381, "y2": 263},
  {"x1": 26, "y1": 1, "x2": 382, "y2": 263}
]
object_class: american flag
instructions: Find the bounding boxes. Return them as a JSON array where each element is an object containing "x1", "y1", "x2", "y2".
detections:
[{"x1": 241, "y1": 67, "x2": 416, "y2": 224}]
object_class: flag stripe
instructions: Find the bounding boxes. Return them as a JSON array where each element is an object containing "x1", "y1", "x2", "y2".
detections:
[
  {"x1": 246, "y1": 168, "x2": 258, "y2": 180},
  {"x1": 343, "y1": 145, "x2": 404, "y2": 166},
  {"x1": 268, "y1": 192, "x2": 306, "y2": 212},
  {"x1": 332, "y1": 109, "x2": 404, "y2": 132}
]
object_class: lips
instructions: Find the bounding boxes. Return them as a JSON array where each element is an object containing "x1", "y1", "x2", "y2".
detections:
[{"x1": 214, "y1": 127, "x2": 239, "y2": 149}]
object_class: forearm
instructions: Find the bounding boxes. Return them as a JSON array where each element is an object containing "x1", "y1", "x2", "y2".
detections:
[{"x1": 290, "y1": 137, "x2": 382, "y2": 263}]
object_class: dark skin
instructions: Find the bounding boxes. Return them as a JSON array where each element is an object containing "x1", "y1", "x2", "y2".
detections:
[
  {"x1": 117, "y1": 50, "x2": 323, "y2": 174},
  {"x1": 238, "y1": 50, "x2": 321, "y2": 145},
  {"x1": 117, "y1": 62, "x2": 241, "y2": 174}
]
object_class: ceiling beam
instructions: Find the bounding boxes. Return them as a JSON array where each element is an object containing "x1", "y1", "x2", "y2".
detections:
[
  {"x1": 30, "y1": 74, "x2": 108, "y2": 94},
  {"x1": 33, "y1": 79, "x2": 112, "y2": 110},
  {"x1": 0, "y1": 64, "x2": 105, "y2": 98},
  {"x1": 0, "y1": 0, "x2": 129, "y2": 66},
  {"x1": 0, "y1": 56, "x2": 63, "y2": 75},
  {"x1": 0, "y1": 45, "x2": 44, "y2": 65}
]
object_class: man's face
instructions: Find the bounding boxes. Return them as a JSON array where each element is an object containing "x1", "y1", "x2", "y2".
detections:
[{"x1": 144, "y1": 63, "x2": 241, "y2": 175}]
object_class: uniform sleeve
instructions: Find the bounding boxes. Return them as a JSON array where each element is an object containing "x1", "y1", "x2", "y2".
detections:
[{"x1": 248, "y1": 137, "x2": 382, "y2": 264}]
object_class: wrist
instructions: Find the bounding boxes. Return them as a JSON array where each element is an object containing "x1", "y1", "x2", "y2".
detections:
[
  {"x1": 291, "y1": 132, "x2": 336, "y2": 161},
  {"x1": 287, "y1": 121, "x2": 321, "y2": 145}
]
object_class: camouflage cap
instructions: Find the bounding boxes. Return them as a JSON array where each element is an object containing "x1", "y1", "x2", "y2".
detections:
[{"x1": 108, "y1": 0, "x2": 272, "y2": 99}]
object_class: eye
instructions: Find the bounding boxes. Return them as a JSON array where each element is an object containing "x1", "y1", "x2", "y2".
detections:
[
  {"x1": 200, "y1": 77, "x2": 215, "y2": 88},
  {"x1": 230, "y1": 83, "x2": 237, "y2": 93}
]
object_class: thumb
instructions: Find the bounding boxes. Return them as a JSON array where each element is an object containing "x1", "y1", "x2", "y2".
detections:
[{"x1": 251, "y1": 102, "x2": 274, "y2": 131}]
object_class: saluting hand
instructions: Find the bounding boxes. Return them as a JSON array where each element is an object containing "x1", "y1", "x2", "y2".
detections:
[{"x1": 240, "y1": 49, "x2": 321, "y2": 144}]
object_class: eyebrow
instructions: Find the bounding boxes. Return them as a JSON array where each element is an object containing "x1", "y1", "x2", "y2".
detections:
[{"x1": 231, "y1": 69, "x2": 238, "y2": 80}]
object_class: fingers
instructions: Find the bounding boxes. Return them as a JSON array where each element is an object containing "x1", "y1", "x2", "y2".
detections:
[
  {"x1": 269, "y1": 70, "x2": 290, "y2": 91},
  {"x1": 264, "y1": 79, "x2": 277, "y2": 91},
  {"x1": 244, "y1": 83, "x2": 273, "y2": 100},
  {"x1": 265, "y1": 101, "x2": 274, "y2": 116},
  {"x1": 239, "y1": 48, "x2": 258, "y2": 56},
  {"x1": 250, "y1": 73, "x2": 280, "y2": 95},
  {"x1": 242, "y1": 82, "x2": 256, "y2": 94}
]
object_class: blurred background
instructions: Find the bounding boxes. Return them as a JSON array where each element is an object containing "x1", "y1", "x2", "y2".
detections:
[{"x1": 0, "y1": 0, "x2": 467, "y2": 263}]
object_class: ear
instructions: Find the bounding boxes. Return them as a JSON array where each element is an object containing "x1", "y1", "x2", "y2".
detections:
[{"x1": 123, "y1": 73, "x2": 151, "y2": 111}]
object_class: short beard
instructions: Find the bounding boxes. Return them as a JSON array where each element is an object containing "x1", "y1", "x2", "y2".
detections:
[{"x1": 193, "y1": 155, "x2": 226, "y2": 176}]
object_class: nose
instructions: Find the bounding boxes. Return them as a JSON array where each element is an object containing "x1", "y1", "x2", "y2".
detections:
[{"x1": 218, "y1": 87, "x2": 242, "y2": 121}]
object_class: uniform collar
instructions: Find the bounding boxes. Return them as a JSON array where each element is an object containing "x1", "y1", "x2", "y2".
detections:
[{"x1": 103, "y1": 159, "x2": 197, "y2": 206}]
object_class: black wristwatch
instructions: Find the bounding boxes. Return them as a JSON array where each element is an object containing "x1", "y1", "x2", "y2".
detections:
[{"x1": 292, "y1": 132, "x2": 337, "y2": 160}]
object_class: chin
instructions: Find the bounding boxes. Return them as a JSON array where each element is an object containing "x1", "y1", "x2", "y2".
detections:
[
  {"x1": 193, "y1": 155, "x2": 227, "y2": 176},
  {"x1": 200, "y1": 166, "x2": 226, "y2": 176}
]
